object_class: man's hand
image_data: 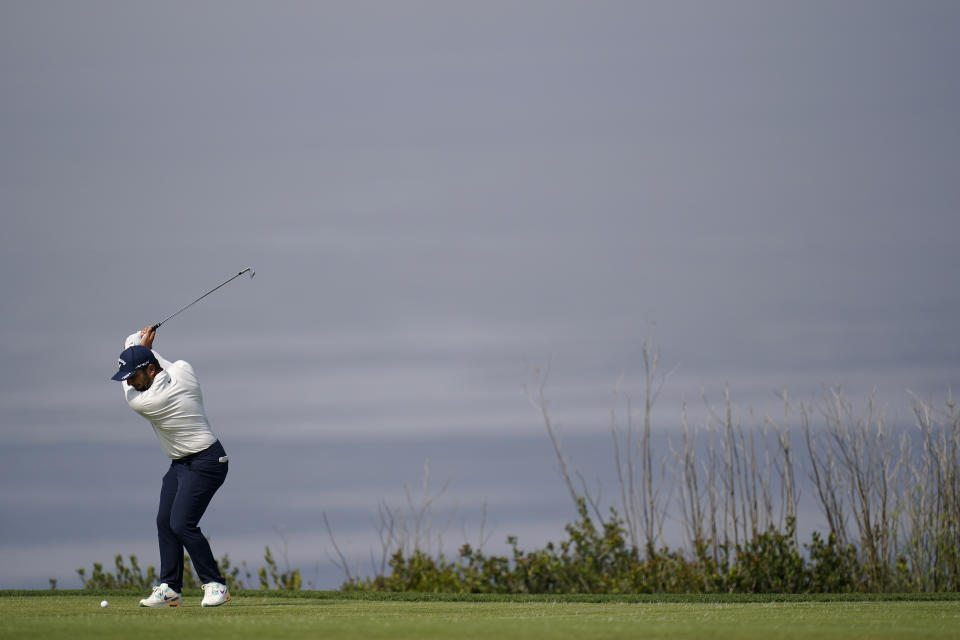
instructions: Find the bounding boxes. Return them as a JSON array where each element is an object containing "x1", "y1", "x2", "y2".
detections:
[{"x1": 139, "y1": 325, "x2": 157, "y2": 350}]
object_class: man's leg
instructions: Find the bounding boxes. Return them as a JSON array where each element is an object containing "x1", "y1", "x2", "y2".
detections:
[
  {"x1": 157, "y1": 465, "x2": 185, "y2": 592},
  {"x1": 169, "y1": 456, "x2": 228, "y2": 585}
]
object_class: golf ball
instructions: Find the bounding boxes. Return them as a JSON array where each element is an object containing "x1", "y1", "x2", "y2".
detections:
[{"x1": 100, "y1": 600, "x2": 108, "y2": 608}]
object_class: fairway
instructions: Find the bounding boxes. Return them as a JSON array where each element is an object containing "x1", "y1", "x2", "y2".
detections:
[{"x1": 2, "y1": 592, "x2": 959, "y2": 640}]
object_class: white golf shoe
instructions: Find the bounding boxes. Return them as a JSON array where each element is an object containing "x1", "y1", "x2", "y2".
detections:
[
  {"x1": 201, "y1": 582, "x2": 231, "y2": 607},
  {"x1": 139, "y1": 583, "x2": 181, "y2": 607}
]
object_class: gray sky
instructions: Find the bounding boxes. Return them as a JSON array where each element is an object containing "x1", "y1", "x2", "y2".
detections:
[{"x1": 1, "y1": 1, "x2": 958, "y2": 588}]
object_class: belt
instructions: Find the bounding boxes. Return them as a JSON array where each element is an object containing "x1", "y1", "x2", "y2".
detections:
[{"x1": 173, "y1": 441, "x2": 227, "y2": 463}]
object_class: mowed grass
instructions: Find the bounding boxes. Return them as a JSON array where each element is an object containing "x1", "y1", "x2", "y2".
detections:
[{"x1": 2, "y1": 592, "x2": 959, "y2": 640}]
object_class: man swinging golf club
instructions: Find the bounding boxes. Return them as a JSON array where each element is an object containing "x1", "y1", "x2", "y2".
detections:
[{"x1": 111, "y1": 325, "x2": 231, "y2": 608}]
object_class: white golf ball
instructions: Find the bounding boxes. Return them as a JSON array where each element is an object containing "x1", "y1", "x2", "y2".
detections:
[{"x1": 100, "y1": 600, "x2": 108, "y2": 608}]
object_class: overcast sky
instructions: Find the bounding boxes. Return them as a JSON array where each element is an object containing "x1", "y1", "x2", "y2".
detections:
[{"x1": 2, "y1": 1, "x2": 958, "y2": 588}]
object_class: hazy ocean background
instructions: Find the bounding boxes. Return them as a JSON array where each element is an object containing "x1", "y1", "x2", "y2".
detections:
[{"x1": 3, "y1": 1, "x2": 957, "y2": 591}]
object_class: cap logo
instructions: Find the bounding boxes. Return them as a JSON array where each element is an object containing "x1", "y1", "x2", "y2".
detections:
[{"x1": 118, "y1": 357, "x2": 126, "y2": 367}]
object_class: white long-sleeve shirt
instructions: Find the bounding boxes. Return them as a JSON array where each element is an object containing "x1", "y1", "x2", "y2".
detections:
[{"x1": 121, "y1": 333, "x2": 218, "y2": 459}]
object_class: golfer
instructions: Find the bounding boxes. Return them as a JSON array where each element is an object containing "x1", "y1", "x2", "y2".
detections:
[{"x1": 111, "y1": 326, "x2": 231, "y2": 608}]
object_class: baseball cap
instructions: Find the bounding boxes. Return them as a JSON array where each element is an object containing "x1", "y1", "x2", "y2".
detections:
[{"x1": 111, "y1": 346, "x2": 158, "y2": 381}]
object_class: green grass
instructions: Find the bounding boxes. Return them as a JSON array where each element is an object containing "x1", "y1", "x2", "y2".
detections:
[{"x1": 2, "y1": 591, "x2": 959, "y2": 639}]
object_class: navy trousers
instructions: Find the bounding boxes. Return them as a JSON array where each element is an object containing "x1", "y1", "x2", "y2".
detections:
[{"x1": 157, "y1": 440, "x2": 228, "y2": 592}]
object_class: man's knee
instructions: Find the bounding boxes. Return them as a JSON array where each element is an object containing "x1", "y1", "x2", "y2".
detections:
[
  {"x1": 168, "y1": 514, "x2": 199, "y2": 540},
  {"x1": 157, "y1": 512, "x2": 174, "y2": 533}
]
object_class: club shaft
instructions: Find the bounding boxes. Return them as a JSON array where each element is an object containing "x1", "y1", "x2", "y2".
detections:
[{"x1": 153, "y1": 268, "x2": 253, "y2": 329}]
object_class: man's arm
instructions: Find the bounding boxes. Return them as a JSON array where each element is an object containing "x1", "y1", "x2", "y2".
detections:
[
  {"x1": 138, "y1": 325, "x2": 175, "y2": 370},
  {"x1": 139, "y1": 325, "x2": 157, "y2": 350}
]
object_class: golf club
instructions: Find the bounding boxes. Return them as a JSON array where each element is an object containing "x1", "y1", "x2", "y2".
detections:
[{"x1": 152, "y1": 268, "x2": 255, "y2": 330}]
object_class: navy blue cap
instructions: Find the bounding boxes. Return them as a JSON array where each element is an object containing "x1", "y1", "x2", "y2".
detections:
[{"x1": 111, "y1": 346, "x2": 158, "y2": 381}]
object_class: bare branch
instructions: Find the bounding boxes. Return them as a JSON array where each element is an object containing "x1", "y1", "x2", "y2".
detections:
[{"x1": 321, "y1": 511, "x2": 353, "y2": 582}]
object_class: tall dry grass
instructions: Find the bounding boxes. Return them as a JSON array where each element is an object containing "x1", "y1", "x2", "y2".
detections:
[{"x1": 538, "y1": 368, "x2": 959, "y2": 592}]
